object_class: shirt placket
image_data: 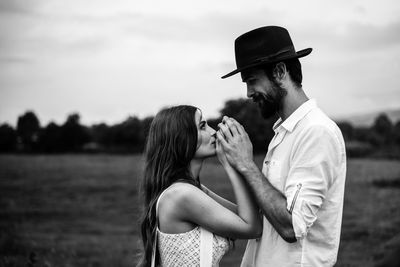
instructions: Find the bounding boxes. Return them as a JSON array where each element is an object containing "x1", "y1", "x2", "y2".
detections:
[{"x1": 265, "y1": 127, "x2": 286, "y2": 164}]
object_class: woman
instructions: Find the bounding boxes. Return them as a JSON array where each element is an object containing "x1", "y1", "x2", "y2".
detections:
[{"x1": 139, "y1": 105, "x2": 262, "y2": 267}]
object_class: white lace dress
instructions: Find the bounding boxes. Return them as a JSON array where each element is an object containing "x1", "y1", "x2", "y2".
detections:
[{"x1": 155, "y1": 187, "x2": 231, "y2": 266}]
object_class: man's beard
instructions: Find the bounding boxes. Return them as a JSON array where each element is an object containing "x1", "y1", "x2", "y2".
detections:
[{"x1": 254, "y1": 82, "x2": 286, "y2": 119}]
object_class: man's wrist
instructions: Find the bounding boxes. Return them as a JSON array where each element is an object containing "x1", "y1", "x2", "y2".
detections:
[{"x1": 237, "y1": 160, "x2": 258, "y2": 176}]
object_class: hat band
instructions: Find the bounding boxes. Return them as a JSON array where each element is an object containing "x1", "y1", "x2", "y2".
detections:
[{"x1": 255, "y1": 46, "x2": 294, "y2": 63}]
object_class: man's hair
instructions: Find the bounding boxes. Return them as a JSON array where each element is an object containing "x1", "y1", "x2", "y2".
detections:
[{"x1": 264, "y1": 58, "x2": 303, "y2": 88}]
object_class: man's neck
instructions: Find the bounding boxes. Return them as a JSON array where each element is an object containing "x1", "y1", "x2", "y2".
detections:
[{"x1": 278, "y1": 87, "x2": 309, "y2": 121}]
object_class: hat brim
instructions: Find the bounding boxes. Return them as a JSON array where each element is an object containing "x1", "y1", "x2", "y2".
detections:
[{"x1": 221, "y1": 48, "x2": 312, "y2": 79}]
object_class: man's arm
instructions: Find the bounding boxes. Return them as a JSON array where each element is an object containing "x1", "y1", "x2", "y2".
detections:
[
  {"x1": 239, "y1": 161, "x2": 296, "y2": 242},
  {"x1": 217, "y1": 117, "x2": 296, "y2": 242}
]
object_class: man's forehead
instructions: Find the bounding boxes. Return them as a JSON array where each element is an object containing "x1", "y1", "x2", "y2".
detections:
[{"x1": 241, "y1": 68, "x2": 263, "y2": 82}]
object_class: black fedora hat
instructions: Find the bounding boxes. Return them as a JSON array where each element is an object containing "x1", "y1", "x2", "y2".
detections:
[{"x1": 221, "y1": 26, "x2": 312, "y2": 79}]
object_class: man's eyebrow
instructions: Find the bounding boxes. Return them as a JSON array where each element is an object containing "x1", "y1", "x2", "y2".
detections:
[{"x1": 242, "y1": 73, "x2": 253, "y2": 82}]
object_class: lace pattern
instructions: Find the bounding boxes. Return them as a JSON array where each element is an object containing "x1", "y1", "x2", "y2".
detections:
[{"x1": 157, "y1": 226, "x2": 230, "y2": 266}]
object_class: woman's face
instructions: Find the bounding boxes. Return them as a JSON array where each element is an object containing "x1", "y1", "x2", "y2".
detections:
[{"x1": 193, "y1": 109, "x2": 217, "y2": 159}]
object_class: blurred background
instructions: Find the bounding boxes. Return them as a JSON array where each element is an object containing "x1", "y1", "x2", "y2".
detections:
[{"x1": 1, "y1": 0, "x2": 400, "y2": 266}]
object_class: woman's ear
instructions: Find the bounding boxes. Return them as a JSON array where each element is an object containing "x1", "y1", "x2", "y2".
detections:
[{"x1": 272, "y1": 62, "x2": 287, "y2": 83}]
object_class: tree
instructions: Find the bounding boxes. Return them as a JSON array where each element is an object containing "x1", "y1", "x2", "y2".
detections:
[
  {"x1": 0, "y1": 124, "x2": 17, "y2": 152},
  {"x1": 141, "y1": 116, "x2": 154, "y2": 140},
  {"x1": 372, "y1": 113, "x2": 393, "y2": 145},
  {"x1": 111, "y1": 116, "x2": 145, "y2": 152},
  {"x1": 219, "y1": 98, "x2": 276, "y2": 152},
  {"x1": 393, "y1": 121, "x2": 400, "y2": 146},
  {"x1": 60, "y1": 113, "x2": 90, "y2": 151},
  {"x1": 16, "y1": 111, "x2": 40, "y2": 151},
  {"x1": 337, "y1": 121, "x2": 354, "y2": 142},
  {"x1": 90, "y1": 123, "x2": 110, "y2": 145},
  {"x1": 39, "y1": 122, "x2": 63, "y2": 152}
]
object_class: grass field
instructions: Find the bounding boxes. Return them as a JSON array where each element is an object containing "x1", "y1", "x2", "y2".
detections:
[{"x1": 1, "y1": 154, "x2": 400, "y2": 266}]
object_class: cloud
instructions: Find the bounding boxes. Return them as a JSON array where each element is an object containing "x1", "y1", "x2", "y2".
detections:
[
  {"x1": 1, "y1": 0, "x2": 400, "y2": 126},
  {"x1": 122, "y1": 7, "x2": 282, "y2": 44},
  {"x1": 0, "y1": 0, "x2": 34, "y2": 15},
  {"x1": 0, "y1": 56, "x2": 32, "y2": 64},
  {"x1": 0, "y1": 0, "x2": 46, "y2": 16},
  {"x1": 292, "y1": 20, "x2": 400, "y2": 54},
  {"x1": 345, "y1": 21, "x2": 400, "y2": 50}
]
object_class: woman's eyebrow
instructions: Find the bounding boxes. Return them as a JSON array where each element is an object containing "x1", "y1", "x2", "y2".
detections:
[{"x1": 198, "y1": 114, "x2": 203, "y2": 125}]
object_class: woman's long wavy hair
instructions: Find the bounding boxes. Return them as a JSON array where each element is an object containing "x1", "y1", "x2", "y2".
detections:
[{"x1": 138, "y1": 105, "x2": 201, "y2": 267}]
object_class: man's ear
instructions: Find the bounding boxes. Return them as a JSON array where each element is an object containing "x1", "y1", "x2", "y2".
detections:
[{"x1": 272, "y1": 62, "x2": 287, "y2": 83}]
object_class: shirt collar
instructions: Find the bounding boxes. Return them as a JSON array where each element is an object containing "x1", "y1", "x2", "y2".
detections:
[{"x1": 273, "y1": 99, "x2": 317, "y2": 133}]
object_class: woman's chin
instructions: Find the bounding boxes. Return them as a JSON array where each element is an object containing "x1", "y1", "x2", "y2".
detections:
[
  {"x1": 206, "y1": 150, "x2": 217, "y2": 158},
  {"x1": 206, "y1": 149, "x2": 217, "y2": 158},
  {"x1": 193, "y1": 149, "x2": 216, "y2": 160}
]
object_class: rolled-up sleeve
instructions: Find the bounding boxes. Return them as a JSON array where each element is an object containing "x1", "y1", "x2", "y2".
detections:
[{"x1": 285, "y1": 126, "x2": 339, "y2": 239}]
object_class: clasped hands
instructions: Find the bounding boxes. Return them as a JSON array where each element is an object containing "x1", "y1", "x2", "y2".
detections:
[{"x1": 215, "y1": 116, "x2": 254, "y2": 172}]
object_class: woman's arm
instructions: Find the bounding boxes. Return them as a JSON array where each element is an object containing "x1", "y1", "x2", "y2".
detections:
[
  {"x1": 220, "y1": 163, "x2": 262, "y2": 238},
  {"x1": 173, "y1": 139, "x2": 262, "y2": 240},
  {"x1": 201, "y1": 184, "x2": 237, "y2": 213},
  {"x1": 200, "y1": 138, "x2": 255, "y2": 214},
  {"x1": 173, "y1": 181, "x2": 262, "y2": 240}
]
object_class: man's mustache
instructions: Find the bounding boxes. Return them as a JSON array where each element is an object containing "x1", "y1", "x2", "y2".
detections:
[{"x1": 253, "y1": 93, "x2": 274, "y2": 103}]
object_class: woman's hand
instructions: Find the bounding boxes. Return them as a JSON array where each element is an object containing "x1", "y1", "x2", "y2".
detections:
[
  {"x1": 217, "y1": 117, "x2": 254, "y2": 173},
  {"x1": 216, "y1": 138, "x2": 230, "y2": 169}
]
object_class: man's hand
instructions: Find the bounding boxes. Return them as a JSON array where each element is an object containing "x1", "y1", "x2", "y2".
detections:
[
  {"x1": 217, "y1": 117, "x2": 296, "y2": 242},
  {"x1": 216, "y1": 116, "x2": 254, "y2": 172}
]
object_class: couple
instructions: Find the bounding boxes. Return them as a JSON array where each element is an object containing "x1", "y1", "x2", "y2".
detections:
[{"x1": 138, "y1": 26, "x2": 346, "y2": 267}]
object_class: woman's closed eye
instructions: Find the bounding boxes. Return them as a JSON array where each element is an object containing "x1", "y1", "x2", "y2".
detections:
[{"x1": 200, "y1": 121, "x2": 207, "y2": 129}]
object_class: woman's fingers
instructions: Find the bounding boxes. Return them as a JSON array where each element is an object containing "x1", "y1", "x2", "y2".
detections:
[
  {"x1": 218, "y1": 122, "x2": 233, "y2": 140},
  {"x1": 222, "y1": 116, "x2": 240, "y2": 137},
  {"x1": 227, "y1": 117, "x2": 246, "y2": 136},
  {"x1": 216, "y1": 130, "x2": 229, "y2": 149},
  {"x1": 216, "y1": 137, "x2": 222, "y2": 153}
]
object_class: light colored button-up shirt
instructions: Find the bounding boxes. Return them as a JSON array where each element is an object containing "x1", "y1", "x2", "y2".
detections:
[{"x1": 241, "y1": 99, "x2": 346, "y2": 267}]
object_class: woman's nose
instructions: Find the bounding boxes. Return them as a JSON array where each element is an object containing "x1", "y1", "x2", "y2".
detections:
[{"x1": 210, "y1": 128, "x2": 217, "y2": 137}]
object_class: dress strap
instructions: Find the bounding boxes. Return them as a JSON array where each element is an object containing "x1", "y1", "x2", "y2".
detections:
[
  {"x1": 152, "y1": 183, "x2": 214, "y2": 267},
  {"x1": 151, "y1": 187, "x2": 171, "y2": 267},
  {"x1": 151, "y1": 230, "x2": 157, "y2": 267},
  {"x1": 156, "y1": 188, "x2": 169, "y2": 218},
  {"x1": 200, "y1": 227, "x2": 214, "y2": 267}
]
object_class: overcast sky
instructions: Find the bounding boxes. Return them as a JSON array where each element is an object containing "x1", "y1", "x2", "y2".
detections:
[{"x1": 1, "y1": 0, "x2": 400, "y2": 126}]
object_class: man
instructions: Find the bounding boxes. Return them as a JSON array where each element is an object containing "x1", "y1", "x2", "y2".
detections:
[{"x1": 216, "y1": 26, "x2": 347, "y2": 266}]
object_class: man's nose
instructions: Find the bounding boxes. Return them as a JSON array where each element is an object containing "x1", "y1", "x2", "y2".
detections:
[{"x1": 246, "y1": 85, "x2": 254, "y2": 98}]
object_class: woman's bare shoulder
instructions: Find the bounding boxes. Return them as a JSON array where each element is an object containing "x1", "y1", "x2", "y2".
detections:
[
  {"x1": 158, "y1": 182, "x2": 205, "y2": 223},
  {"x1": 162, "y1": 182, "x2": 203, "y2": 204}
]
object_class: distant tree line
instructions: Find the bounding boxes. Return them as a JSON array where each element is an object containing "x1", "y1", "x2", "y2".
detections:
[{"x1": 1, "y1": 98, "x2": 400, "y2": 158}]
